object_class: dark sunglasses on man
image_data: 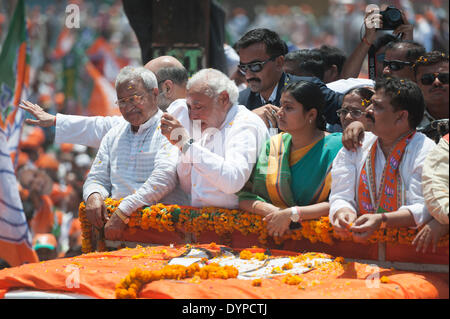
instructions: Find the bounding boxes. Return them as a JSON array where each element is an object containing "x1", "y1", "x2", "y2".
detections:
[
  {"x1": 420, "y1": 72, "x2": 449, "y2": 85},
  {"x1": 383, "y1": 59, "x2": 413, "y2": 71},
  {"x1": 238, "y1": 55, "x2": 279, "y2": 73}
]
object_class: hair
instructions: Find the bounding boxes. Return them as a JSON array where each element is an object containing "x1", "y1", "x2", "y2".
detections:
[
  {"x1": 115, "y1": 66, "x2": 158, "y2": 91},
  {"x1": 187, "y1": 68, "x2": 239, "y2": 106},
  {"x1": 318, "y1": 45, "x2": 347, "y2": 75},
  {"x1": 284, "y1": 49, "x2": 325, "y2": 80},
  {"x1": 375, "y1": 77, "x2": 425, "y2": 129},
  {"x1": 0, "y1": 258, "x2": 10, "y2": 270},
  {"x1": 343, "y1": 87, "x2": 375, "y2": 107},
  {"x1": 234, "y1": 28, "x2": 288, "y2": 57},
  {"x1": 373, "y1": 34, "x2": 397, "y2": 53},
  {"x1": 281, "y1": 81, "x2": 326, "y2": 131},
  {"x1": 413, "y1": 51, "x2": 449, "y2": 75},
  {"x1": 385, "y1": 40, "x2": 426, "y2": 63},
  {"x1": 155, "y1": 66, "x2": 188, "y2": 89}
]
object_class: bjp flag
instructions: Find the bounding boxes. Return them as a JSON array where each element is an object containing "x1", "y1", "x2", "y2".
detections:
[{"x1": 0, "y1": 0, "x2": 38, "y2": 267}]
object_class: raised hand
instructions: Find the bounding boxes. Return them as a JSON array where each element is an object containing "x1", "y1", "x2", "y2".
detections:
[{"x1": 19, "y1": 100, "x2": 56, "y2": 127}]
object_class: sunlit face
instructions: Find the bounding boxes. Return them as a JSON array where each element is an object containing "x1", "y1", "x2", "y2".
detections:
[
  {"x1": 277, "y1": 91, "x2": 315, "y2": 134},
  {"x1": 366, "y1": 89, "x2": 405, "y2": 139},
  {"x1": 382, "y1": 47, "x2": 415, "y2": 81},
  {"x1": 186, "y1": 82, "x2": 229, "y2": 132},
  {"x1": 339, "y1": 92, "x2": 371, "y2": 130},
  {"x1": 238, "y1": 42, "x2": 283, "y2": 95},
  {"x1": 415, "y1": 61, "x2": 449, "y2": 116},
  {"x1": 116, "y1": 79, "x2": 158, "y2": 128}
]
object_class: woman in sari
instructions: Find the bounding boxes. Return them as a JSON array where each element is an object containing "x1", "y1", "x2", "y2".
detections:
[{"x1": 238, "y1": 81, "x2": 342, "y2": 238}]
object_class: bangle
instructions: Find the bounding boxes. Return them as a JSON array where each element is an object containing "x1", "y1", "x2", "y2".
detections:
[
  {"x1": 362, "y1": 37, "x2": 372, "y2": 47},
  {"x1": 53, "y1": 115, "x2": 57, "y2": 126}
]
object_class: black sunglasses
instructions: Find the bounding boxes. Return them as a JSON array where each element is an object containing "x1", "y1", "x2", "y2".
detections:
[
  {"x1": 238, "y1": 56, "x2": 279, "y2": 73},
  {"x1": 383, "y1": 59, "x2": 413, "y2": 71},
  {"x1": 420, "y1": 72, "x2": 449, "y2": 85}
]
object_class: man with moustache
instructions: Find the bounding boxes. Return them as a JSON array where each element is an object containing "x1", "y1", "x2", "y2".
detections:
[
  {"x1": 82, "y1": 66, "x2": 181, "y2": 240},
  {"x1": 234, "y1": 28, "x2": 343, "y2": 128},
  {"x1": 20, "y1": 56, "x2": 189, "y2": 148},
  {"x1": 414, "y1": 51, "x2": 449, "y2": 143},
  {"x1": 329, "y1": 77, "x2": 435, "y2": 242}
]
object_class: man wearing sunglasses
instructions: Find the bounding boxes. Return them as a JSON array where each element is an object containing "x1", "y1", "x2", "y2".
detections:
[
  {"x1": 235, "y1": 28, "x2": 343, "y2": 128},
  {"x1": 382, "y1": 40, "x2": 426, "y2": 80},
  {"x1": 414, "y1": 51, "x2": 449, "y2": 143}
]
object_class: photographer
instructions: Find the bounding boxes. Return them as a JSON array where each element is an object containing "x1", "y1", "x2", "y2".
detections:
[{"x1": 340, "y1": 5, "x2": 413, "y2": 80}]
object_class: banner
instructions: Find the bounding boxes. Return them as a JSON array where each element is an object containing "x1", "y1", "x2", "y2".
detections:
[{"x1": 0, "y1": 0, "x2": 38, "y2": 267}]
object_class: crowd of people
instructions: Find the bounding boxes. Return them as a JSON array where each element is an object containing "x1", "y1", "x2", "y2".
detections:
[{"x1": 0, "y1": 1, "x2": 448, "y2": 268}]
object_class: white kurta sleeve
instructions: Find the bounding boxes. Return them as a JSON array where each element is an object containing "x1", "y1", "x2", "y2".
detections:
[
  {"x1": 82, "y1": 133, "x2": 112, "y2": 202},
  {"x1": 181, "y1": 121, "x2": 267, "y2": 195},
  {"x1": 55, "y1": 113, "x2": 124, "y2": 148},
  {"x1": 398, "y1": 137, "x2": 435, "y2": 228},
  {"x1": 329, "y1": 147, "x2": 358, "y2": 221},
  {"x1": 422, "y1": 137, "x2": 449, "y2": 225}
]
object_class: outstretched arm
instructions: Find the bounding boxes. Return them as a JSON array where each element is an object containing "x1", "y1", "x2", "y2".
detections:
[{"x1": 20, "y1": 100, "x2": 124, "y2": 148}]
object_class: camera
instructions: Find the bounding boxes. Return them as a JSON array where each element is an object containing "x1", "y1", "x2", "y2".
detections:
[{"x1": 378, "y1": 6, "x2": 404, "y2": 30}]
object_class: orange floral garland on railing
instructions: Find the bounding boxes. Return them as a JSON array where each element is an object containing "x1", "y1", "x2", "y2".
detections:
[
  {"x1": 79, "y1": 199, "x2": 449, "y2": 254},
  {"x1": 115, "y1": 262, "x2": 239, "y2": 299}
]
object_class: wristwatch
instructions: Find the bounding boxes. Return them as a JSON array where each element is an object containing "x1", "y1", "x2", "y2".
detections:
[
  {"x1": 115, "y1": 209, "x2": 130, "y2": 225},
  {"x1": 290, "y1": 207, "x2": 300, "y2": 223},
  {"x1": 379, "y1": 213, "x2": 387, "y2": 230},
  {"x1": 181, "y1": 138, "x2": 194, "y2": 154}
]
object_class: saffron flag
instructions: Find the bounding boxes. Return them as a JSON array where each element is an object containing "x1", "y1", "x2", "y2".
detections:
[
  {"x1": 0, "y1": 0, "x2": 38, "y2": 267},
  {"x1": 51, "y1": 28, "x2": 75, "y2": 60},
  {"x1": 85, "y1": 60, "x2": 121, "y2": 116},
  {"x1": 86, "y1": 37, "x2": 128, "y2": 84}
]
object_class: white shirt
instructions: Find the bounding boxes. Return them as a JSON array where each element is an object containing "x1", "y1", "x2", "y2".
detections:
[
  {"x1": 326, "y1": 78, "x2": 374, "y2": 94},
  {"x1": 55, "y1": 99, "x2": 190, "y2": 148},
  {"x1": 177, "y1": 104, "x2": 270, "y2": 208},
  {"x1": 329, "y1": 131, "x2": 435, "y2": 228},
  {"x1": 82, "y1": 110, "x2": 186, "y2": 216},
  {"x1": 260, "y1": 84, "x2": 278, "y2": 105}
]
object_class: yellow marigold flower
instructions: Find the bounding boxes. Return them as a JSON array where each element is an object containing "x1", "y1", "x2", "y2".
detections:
[
  {"x1": 239, "y1": 250, "x2": 253, "y2": 260},
  {"x1": 254, "y1": 253, "x2": 267, "y2": 261},
  {"x1": 282, "y1": 274, "x2": 303, "y2": 285},
  {"x1": 282, "y1": 262, "x2": 293, "y2": 270},
  {"x1": 271, "y1": 266, "x2": 283, "y2": 274},
  {"x1": 334, "y1": 256, "x2": 345, "y2": 263},
  {"x1": 380, "y1": 276, "x2": 390, "y2": 283}
]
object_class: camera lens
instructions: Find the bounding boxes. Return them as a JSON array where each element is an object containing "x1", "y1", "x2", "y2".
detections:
[{"x1": 387, "y1": 9, "x2": 401, "y2": 22}]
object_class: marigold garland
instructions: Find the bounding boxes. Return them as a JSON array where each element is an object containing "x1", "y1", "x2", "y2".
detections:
[
  {"x1": 79, "y1": 199, "x2": 449, "y2": 254},
  {"x1": 115, "y1": 262, "x2": 238, "y2": 299}
]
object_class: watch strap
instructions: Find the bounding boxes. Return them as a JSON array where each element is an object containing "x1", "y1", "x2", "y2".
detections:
[{"x1": 115, "y1": 209, "x2": 130, "y2": 224}]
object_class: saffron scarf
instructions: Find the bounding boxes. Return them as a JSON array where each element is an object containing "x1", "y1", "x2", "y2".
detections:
[
  {"x1": 358, "y1": 131, "x2": 416, "y2": 214},
  {"x1": 238, "y1": 133, "x2": 342, "y2": 208}
]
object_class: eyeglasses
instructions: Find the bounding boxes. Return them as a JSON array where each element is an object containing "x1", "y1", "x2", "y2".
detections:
[
  {"x1": 383, "y1": 59, "x2": 413, "y2": 71},
  {"x1": 420, "y1": 72, "x2": 449, "y2": 85},
  {"x1": 116, "y1": 94, "x2": 144, "y2": 108},
  {"x1": 336, "y1": 108, "x2": 366, "y2": 118},
  {"x1": 238, "y1": 56, "x2": 279, "y2": 73}
]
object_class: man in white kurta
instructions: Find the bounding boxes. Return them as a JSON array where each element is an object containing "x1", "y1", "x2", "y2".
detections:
[
  {"x1": 82, "y1": 66, "x2": 184, "y2": 239},
  {"x1": 329, "y1": 77, "x2": 435, "y2": 242},
  {"x1": 160, "y1": 69, "x2": 270, "y2": 209}
]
